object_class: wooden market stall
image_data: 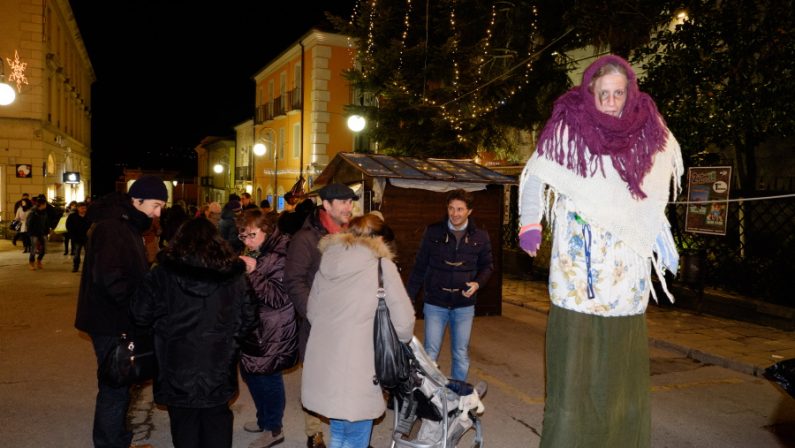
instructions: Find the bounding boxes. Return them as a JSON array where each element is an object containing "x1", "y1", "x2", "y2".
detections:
[{"x1": 314, "y1": 152, "x2": 516, "y2": 316}]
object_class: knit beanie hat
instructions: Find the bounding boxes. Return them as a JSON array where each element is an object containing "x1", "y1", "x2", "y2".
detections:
[{"x1": 129, "y1": 176, "x2": 168, "y2": 201}]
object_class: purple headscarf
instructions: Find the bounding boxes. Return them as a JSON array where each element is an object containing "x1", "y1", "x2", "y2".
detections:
[{"x1": 536, "y1": 55, "x2": 668, "y2": 199}]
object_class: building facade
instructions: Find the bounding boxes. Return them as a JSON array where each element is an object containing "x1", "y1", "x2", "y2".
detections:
[
  {"x1": 251, "y1": 29, "x2": 356, "y2": 210},
  {"x1": 194, "y1": 136, "x2": 235, "y2": 205},
  {"x1": 0, "y1": 0, "x2": 94, "y2": 220}
]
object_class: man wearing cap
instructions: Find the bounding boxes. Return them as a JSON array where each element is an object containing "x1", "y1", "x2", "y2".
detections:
[
  {"x1": 283, "y1": 183, "x2": 357, "y2": 448},
  {"x1": 75, "y1": 175, "x2": 167, "y2": 448}
]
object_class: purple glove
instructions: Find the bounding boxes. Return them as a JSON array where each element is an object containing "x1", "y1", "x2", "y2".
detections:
[{"x1": 518, "y1": 224, "x2": 542, "y2": 255}]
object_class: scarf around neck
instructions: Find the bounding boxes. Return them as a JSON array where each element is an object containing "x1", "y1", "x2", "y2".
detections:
[{"x1": 536, "y1": 54, "x2": 668, "y2": 199}]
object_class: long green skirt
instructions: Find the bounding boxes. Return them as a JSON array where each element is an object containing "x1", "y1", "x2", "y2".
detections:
[{"x1": 540, "y1": 305, "x2": 650, "y2": 448}]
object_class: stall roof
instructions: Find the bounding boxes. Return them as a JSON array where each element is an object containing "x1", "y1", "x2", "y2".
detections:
[{"x1": 316, "y1": 152, "x2": 517, "y2": 185}]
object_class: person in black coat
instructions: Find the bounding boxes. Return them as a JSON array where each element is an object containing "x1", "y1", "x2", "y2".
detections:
[
  {"x1": 25, "y1": 197, "x2": 50, "y2": 270},
  {"x1": 131, "y1": 217, "x2": 257, "y2": 448},
  {"x1": 74, "y1": 176, "x2": 168, "y2": 448},
  {"x1": 66, "y1": 202, "x2": 91, "y2": 272}
]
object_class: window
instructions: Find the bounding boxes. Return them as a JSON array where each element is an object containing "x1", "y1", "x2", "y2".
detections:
[
  {"x1": 294, "y1": 63, "x2": 302, "y2": 100},
  {"x1": 292, "y1": 123, "x2": 301, "y2": 159},
  {"x1": 279, "y1": 128, "x2": 285, "y2": 160},
  {"x1": 280, "y1": 71, "x2": 287, "y2": 111}
]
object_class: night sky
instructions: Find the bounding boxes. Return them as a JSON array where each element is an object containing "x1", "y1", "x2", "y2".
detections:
[{"x1": 68, "y1": 1, "x2": 356, "y2": 194}]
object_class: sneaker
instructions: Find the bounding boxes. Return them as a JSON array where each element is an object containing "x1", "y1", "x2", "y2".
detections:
[
  {"x1": 307, "y1": 432, "x2": 326, "y2": 448},
  {"x1": 244, "y1": 421, "x2": 263, "y2": 433},
  {"x1": 28, "y1": 262, "x2": 36, "y2": 271},
  {"x1": 249, "y1": 430, "x2": 284, "y2": 448},
  {"x1": 36, "y1": 261, "x2": 43, "y2": 270},
  {"x1": 72, "y1": 267, "x2": 79, "y2": 273}
]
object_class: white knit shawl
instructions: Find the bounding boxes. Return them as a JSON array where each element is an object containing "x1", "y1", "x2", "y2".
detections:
[{"x1": 521, "y1": 125, "x2": 684, "y2": 259}]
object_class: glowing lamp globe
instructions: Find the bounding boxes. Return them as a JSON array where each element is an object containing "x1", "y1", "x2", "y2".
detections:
[
  {"x1": 0, "y1": 82, "x2": 15, "y2": 106},
  {"x1": 347, "y1": 115, "x2": 366, "y2": 132}
]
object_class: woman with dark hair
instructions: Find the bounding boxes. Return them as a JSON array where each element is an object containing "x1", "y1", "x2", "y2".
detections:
[
  {"x1": 237, "y1": 209, "x2": 298, "y2": 448},
  {"x1": 302, "y1": 213, "x2": 415, "y2": 448},
  {"x1": 130, "y1": 218, "x2": 257, "y2": 448}
]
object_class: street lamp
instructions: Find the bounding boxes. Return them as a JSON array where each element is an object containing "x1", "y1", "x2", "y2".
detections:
[
  {"x1": 347, "y1": 114, "x2": 366, "y2": 151},
  {"x1": 0, "y1": 60, "x2": 15, "y2": 106}
]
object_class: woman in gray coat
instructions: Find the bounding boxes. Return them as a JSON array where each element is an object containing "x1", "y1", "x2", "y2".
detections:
[{"x1": 302, "y1": 213, "x2": 415, "y2": 448}]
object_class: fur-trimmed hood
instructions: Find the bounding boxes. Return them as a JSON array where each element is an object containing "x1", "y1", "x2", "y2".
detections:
[
  {"x1": 318, "y1": 232, "x2": 394, "y2": 260},
  {"x1": 316, "y1": 233, "x2": 394, "y2": 282}
]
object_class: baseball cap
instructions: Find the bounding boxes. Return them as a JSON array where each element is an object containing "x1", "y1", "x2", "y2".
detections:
[{"x1": 318, "y1": 183, "x2": 359, "y2": 201}]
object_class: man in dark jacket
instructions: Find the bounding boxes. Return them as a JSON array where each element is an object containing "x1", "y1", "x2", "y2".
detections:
[
  {"x1": 284, "y1": 183, "x2": 357, "y2": 448},
  {"x1": 66, "y1": 202, "x2": 90, "y2": 273},
  {"x1": 407, "y1": 189, "x2": 494, "y2": 383},
  {"x1": 25, "y1": 197, "x2": 50, "y2": 270},
  {"x1": 74, "y1": 175, "x2": 167, "y2": 448}
]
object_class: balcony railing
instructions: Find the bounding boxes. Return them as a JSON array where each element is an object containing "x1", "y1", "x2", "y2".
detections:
[
  {"x1": 288, "y1": 88, "x2": 302, "y2": 110},
  {"x1": 236, "y1": 165, "x2": 251, "y2": 181},
  {"x1": 273, "y1": 95, "x2": 286, "y2": 117}
]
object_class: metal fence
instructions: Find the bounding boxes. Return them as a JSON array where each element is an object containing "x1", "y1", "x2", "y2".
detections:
[{"x1": 503, "y1": 185, "x2": 795, "y2": 307}]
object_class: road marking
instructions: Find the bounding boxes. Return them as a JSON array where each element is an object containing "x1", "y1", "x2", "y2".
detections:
[
  {"x1": 473, "y1": 365, "x2": 746, "y2": 403},
  {"x1": 470, "y1": 366, "x2": 545, "y2": 405}
]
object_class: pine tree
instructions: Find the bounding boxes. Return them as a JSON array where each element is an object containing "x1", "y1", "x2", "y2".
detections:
[{"x1": 330, "y1": 0, "x2": 572, "y2": 160}]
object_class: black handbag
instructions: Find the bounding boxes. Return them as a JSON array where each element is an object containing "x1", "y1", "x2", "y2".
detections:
[
  {"x1": 10, "y1": 219, "x2": 21, "y2": 231},
  {"x1": 98, "y1": 332, "x2": 156, "y2": 387},
  {"x1": 373, "y1": 258, "x2": 411, "y2": 389}
]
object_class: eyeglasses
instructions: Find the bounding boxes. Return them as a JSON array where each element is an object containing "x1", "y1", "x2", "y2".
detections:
[{"x1": 238, "y1": 231, "x2": 260, "y2": 241}]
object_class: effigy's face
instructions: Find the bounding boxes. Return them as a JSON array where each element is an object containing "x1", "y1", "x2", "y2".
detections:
[{"x1": 593, "y1": 72, "x2": 628, "y2": 117}]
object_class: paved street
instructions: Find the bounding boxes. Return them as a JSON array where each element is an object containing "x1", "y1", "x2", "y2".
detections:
[{"x1": 1, "y1": 238, "x2": 794, "y2": 447}]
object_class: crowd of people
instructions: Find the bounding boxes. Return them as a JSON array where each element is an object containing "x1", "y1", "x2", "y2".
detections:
[
  {"x1": 67, "y1": 176, "x2": 491, "y2": 448},
  {"x1": 32, "y1": 53, "x2": 682, "y2": 448}
]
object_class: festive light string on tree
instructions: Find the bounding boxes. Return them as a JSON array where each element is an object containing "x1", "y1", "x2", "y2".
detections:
[{"x1": 395, "y1": 0, "x2": 413, "y2": 91}]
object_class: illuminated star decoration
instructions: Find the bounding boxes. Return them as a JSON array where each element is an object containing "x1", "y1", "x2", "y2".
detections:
[{"x1": 6, "y1": 50, "x2": 28, "y2": 93}]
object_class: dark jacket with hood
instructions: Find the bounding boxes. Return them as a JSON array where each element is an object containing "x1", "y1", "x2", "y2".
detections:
[
  {"x1": 74, "y1": 192, "x2": 151, "y2": 336},
  {"x1": 25, "y1": 207, "x2": 49, "y2": 238},
  {"x1": 284, "y1": 207, "x2": 327, "y2": 361},
  {"x1": 406, "y1": 218, "x2": 494, "y2": 309},
  {"x1": 219, "y1": 201, "x2": 243, "y2": 253},
  {"x1": 130, "y1": 253, "x2": 257, "y2": 408},
  {"x1": 240, "y1": 227, "x2": 298, "y2": 375}
]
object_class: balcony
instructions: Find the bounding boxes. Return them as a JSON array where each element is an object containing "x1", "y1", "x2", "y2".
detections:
[
  {"x1": 255, "y1": 104, "x2": 274, "y2": 124},
  {"x1": 288, "y1": 88, "x2": 302, "y2": 111},
  {"x1": 273, "y1": 95, "x2": 286, "y2": 117},
  {"x1": 236, "y1": 165, "x2": 252, "y2": 181}
]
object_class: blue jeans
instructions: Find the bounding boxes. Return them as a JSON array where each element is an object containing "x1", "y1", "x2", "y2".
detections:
[
  {"x1": 91, "y1": 334, "x2": 133, "y2": 448},
  {"x1": 423, "y1": 303, "x2": 475, "y2": 381},
  {"x1": 329, "y1": 419, "x2": 373, "y2": 448},
  {"x1": 72, "y1": 241, "x2": 85, "y2": 270},
  {"x1": 241, "y1": 370, "x2": 285, "y2": 432},
  {"x1": 29, "y1": 235, "x2": 46, "y2": 262}
]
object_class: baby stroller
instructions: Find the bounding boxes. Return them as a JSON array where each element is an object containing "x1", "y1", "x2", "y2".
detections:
[{"x1": 389, "y1": 336, "x2": 486, "y2": 448}]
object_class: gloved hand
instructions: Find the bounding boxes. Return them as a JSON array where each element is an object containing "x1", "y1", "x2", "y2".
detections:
[{"x1": 518, "y1": 224, "x2": 542, "y2": 256}]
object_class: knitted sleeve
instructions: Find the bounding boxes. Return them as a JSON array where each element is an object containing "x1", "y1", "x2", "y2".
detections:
[{"x1": 519, "y1": 173, "x2": 543, "y2": 228}]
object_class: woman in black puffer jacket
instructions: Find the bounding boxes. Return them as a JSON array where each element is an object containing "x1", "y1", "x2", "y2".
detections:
[
  {"x1": 131, "y1": 217, "x2": 257, "y2": 448},
  {"x1": 237, "y1": 209, "x2": 298, "y2": 448}
]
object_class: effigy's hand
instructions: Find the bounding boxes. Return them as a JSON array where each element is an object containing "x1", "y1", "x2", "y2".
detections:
[{"x1": 518, "y1": 224, "x2": 542, "y2": 256}]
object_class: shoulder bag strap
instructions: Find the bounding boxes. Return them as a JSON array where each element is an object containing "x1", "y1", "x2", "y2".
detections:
[{"x1": 377, "y1": 258, "x2": 386, "y2": 301}]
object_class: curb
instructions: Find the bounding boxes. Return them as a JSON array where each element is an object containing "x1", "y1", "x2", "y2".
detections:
[{"x1": 503, "y1": 297, "x2": 766, "y2": 378}]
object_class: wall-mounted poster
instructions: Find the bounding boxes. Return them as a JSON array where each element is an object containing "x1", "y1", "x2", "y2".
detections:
[
  {"x1": 685, "y1": 166, "x2": 732, "y2": 235},
  {"x1": 16, "y1": 164, "x2": 32, "y2": 178}
]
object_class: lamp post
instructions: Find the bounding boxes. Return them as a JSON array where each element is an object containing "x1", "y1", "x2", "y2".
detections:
[
  {"x1": 252, "y1": 140, "x2": 265, "y2": 202},
  {"x1": 347, "y1": 114, "x2": 366, "y2": 152}
]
